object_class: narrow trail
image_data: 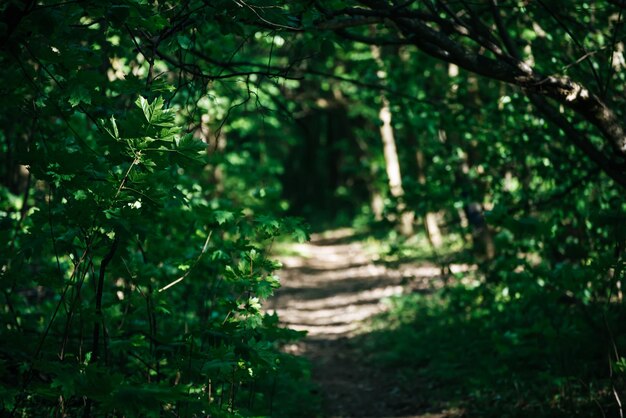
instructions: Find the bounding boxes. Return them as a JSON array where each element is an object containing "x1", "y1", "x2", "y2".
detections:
[{"x1": 267, "y1": 229, "x2": 458, "y2": 418}]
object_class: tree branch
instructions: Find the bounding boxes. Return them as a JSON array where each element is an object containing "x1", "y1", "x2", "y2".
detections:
[
  {"x1": 529, "y1": 95, "x2": 626, "y2": 188},
  {"x1": 320, "y1": 2, "x2": 626, "y2": 174}
]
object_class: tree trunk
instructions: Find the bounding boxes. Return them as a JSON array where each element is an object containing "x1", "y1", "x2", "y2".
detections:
[
  {"x1": 416, "y1": 149, "x2": 442, "y2": 248},
  {"x1": 323, "y1": 4, "x2": 626, "y2": 187},
  {"x1": 371, "y1": 44, "x2": 414, "y2": 235}
]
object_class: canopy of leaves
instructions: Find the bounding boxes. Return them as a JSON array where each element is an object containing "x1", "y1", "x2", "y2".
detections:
[{"x1": 0, "y1": 0, "x2": 625, "y2": 416}]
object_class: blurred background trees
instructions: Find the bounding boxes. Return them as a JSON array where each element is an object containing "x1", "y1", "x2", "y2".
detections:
[{"x1": 1, "y1": 0, "x2": 624, "y2": 416}]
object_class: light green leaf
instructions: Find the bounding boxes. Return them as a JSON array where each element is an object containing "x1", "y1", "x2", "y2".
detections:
[
  {"x1": 135, "y1": 96, "x2": 175, "y2": 127},
  {"x1": 177, "y1": 35, "x2": 192, "y2": 49},
  {"x1": 213, "y1": 210, "x2": 234, "y2": 225},
  {"x1": 68, "y1": 86, "x2": 91, "y2": 107}
]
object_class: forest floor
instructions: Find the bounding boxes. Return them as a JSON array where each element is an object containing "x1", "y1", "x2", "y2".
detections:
[{"x1": 267, "y1": 228, "x2": 464, "y2": 418}]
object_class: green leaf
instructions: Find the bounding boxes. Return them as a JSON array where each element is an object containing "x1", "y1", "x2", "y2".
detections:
[
  {"x1": 177, "y1": 35, "x2": 192, "y2": 50},
  {"x1": 135, "y1": 96, "x2": 175, "y2": 128},
  {"x1": 213, "y1": 210, "x2": 235, "y2": 225},
  {"x1": 68, "y1": 86, "x2": 91, "y2": 107},
  {"x1": 73, "y1": 190, "x2": 87, "y2": 200},
  {"x1": 109, "y1": 115, "x2": 119, "y2": 139}
]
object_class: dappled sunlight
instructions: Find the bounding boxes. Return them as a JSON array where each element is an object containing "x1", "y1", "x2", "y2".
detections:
[
  {"x1": 266, "y1": 229, "x2": 458, "y2": 417},
  {"x1": 269, "y1": 230, "x2": 429, "y2": 339},
  {"x1": 277, "y1": 284, "x2": 404, "y2": 314},
  {"x1": 5, "y1": 1, "x2": 625, "y2": 416},
  {"x1": 275, "y1": 283, "x2": 404, "y2": 336}
]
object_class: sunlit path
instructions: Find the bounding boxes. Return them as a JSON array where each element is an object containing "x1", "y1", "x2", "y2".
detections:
[
  {"x1": 5, "y1": 2, "x2": 624, "y2": 415},
  {"x1": 271, "y1": 228, "x2": 438, "y2": 339},
  {"x1": 268, "y1": 229, "x2": 462, "y2": 418}
]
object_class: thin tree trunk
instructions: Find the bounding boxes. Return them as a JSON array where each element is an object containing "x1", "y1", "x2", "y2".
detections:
[
  {"x1": 371, "y1": 189, "x2": 384, "y2": 221},
  {"x1": 371, "y1": 44, "x2": 414, "y2": 235},
  {"x1": 415, "y1": 149, "x2": 442, "y2": 248}
]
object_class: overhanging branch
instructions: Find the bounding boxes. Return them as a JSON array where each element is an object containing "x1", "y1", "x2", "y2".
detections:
[{"x1": 314, "y1": 1, "x2": 626, "y2": 185}]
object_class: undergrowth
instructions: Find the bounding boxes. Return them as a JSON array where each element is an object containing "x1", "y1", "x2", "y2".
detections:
[{"x1": 360, "y1": 282, "x2": 626, "y2": 417}]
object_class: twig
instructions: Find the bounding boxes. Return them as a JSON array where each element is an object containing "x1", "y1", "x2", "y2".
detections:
[
  {"x1": 91, "y1": 238, "x2": 120, "y2": 363},
  {"x1": 115, "y1": 157, "x2": 140, "y2": 200},
  {"x1": 233, "y1": 0, "x2": 302, "y2": 31},
  {"x1": 535, "y1": 0, "x2": 604, "y2": 92},
  {"x1": 158, "y1": 230, "x2": 213, "y2": 292},
  {"x1": 83, "y1": 237, "x2": 119, "y2": 418}
]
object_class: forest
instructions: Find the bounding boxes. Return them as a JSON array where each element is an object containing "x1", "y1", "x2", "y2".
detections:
[{"x1": 1, "y1": 0, "x2": 625, "y2": 417}]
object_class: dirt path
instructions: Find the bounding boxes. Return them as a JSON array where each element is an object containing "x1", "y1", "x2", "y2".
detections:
[{"x1": 267, "y1": 229, "x2": 456, "y2": 418}]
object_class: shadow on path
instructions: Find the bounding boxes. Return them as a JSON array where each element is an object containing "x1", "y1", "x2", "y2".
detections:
[{"x1": 266, "y1": 228, "x2": 462, "y2": 418}]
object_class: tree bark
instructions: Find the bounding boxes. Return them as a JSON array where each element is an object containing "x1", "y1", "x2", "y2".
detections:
[
  {"x1": 319, "y1": 1, "x2": 626, "y2": 187},
  {"x1": 400, "y1": 15, "x2": 626, "y2": 163},
  {"x1": 416, "y1": 149, "x2": 442, "y2": 248},
  {"x1": 371, "y1": 44, "x2": 414, "y2": 235}
]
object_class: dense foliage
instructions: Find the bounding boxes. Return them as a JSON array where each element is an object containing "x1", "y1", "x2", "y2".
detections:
[
  {"x1": 0, "y1": 1, "x2": 313, "y2": 416},
  {"x1": 1, "y1": 0, "x2": 625, "y2": 416}
]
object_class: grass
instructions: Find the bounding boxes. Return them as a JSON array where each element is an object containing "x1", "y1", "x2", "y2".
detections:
[
  {"x1": 271, "y1": 224, "x2": 625, "y2": 417},
  {"x1": 356, "y1": 282, "x2": 626, "y2": 417}
]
